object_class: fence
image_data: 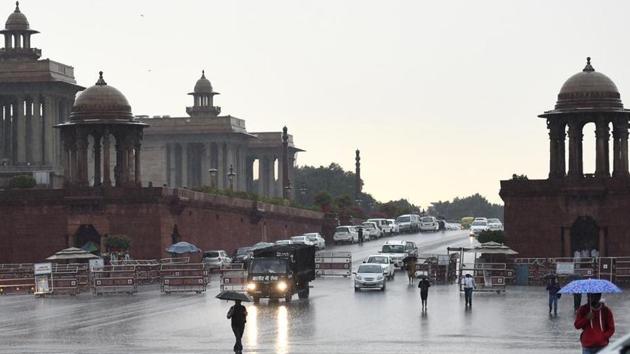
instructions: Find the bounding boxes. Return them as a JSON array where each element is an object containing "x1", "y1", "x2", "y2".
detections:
[
  {"x1": 219, "y1": 264, "x2": 248, "y2": 292},
  {"x1": 513, "y1": 257, "x2": 630, "y2": 285},
  {"x1": 0, "y1": 264, "x2": 34, "y2": 295},
  {"x1": 92, "y1": 265, "x2": 138, "y2": 295},
  {"x1": 111, "y1": 260, "x2": 160, "y2": 284},
  {"x1": 315, "y1": 251, "x2": 352, "y2": 277},
  {"x1": 160, "y1": 263, "x2": 209, "y2": 294}
]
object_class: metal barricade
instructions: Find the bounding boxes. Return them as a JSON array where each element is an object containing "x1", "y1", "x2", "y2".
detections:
[
  {"x1": 160, "y1": 263, "x2": 208, "y2": 294},
  {"x1": 51, "y1": 264, "x2": 79, "y2": 296},
  {"x1": 0, "y1": 264, "x2": 34, "y2": 295},
  {"x1": 315, "y1": 251, "x2": 352, "y2": 277},
  {"x1": 92, "y1": 265, "x2": 138, "y2": 295},
  {"x1": 220, "y1": 264, "x2": 247, "y2": 292},
  {"x1": 111, "y1": 260, "x2": 160, "y2": 284}
]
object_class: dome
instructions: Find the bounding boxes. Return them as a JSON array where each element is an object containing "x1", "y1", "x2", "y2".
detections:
[
  {"x1": 5, "y1": 2, "x2": 30, "y2": 31},
  {"x1": 70, "y1": 72, "x2": 134, "y2": 122},
  {"x1": 193, "y1": 70, "x2": 213, "y2": 94},
  {"x1": 554, "y1": 57, "x2": 623, "y2": 111}
]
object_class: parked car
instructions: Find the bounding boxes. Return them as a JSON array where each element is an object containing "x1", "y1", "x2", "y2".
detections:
[
  {"x1": 470, "y1": 219, "x2": 489, "y2": 236},
  {"x1": 333, "y1": 225, "x2": 359, "y2": 244},
  {"x1": 396, "y1": 214, "x2": 420, "y2": 233},
  {"x1": 303, "y1": 232, "x2": 326, "y2": 249},
  {"x1": 487, "y1": 218, "x2": 504, "y2": 231},
  {"x1": 366, "y1": 218, "x2": 392, "y2": 236},
  {"x1": 386, "y1": 219, "x2": 400, "y2": 234},
  {"x1": 202, "y1": 250, "x2": 232, "y2": 270},
  {"x1": 290, "y1": 235, "x2": 315, "y2": 246},
  {"x1": 275, "y1": 239, "x2": 294, "y2": 245},
  {"x1": 419, "y1": 216, "x2": 440, "y2": 232},
  {"x1": 251, "y1": 242, "x2": 274, "y2": 250},
  {"x1": 380, "y1": 240, "x2": 417, "y2": 268},
  {"x1": 354, "y1": 263, "x2": 386, "y2": 291},
  {"x1": 362, "y1": 222, "x2": 382, "y2": 239},
  {"x1": 446, "y1": 222, "x2": 462, "y2": 231},
  {"x1": 364, "y1": 255, "x2": 395, "y2": 279},
  {"x1": 232, "y1": 247, "x2": 253, "y2": 266}
]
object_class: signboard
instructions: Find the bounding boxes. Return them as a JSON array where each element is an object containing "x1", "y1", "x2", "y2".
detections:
[
  {"x1": 89, "y1": 258, "x2": 104, "y2": 272},
  {"x1": 556, "y1": 262, "x2": 575, "y2": 275},
  {"x1": 34, "y1": 275, "x2": 50, "y2": 294},
  {"x1": 437, "y1": 255, "x2": 450, "y2": 266},
  {"x1": 34, "y1": 263, "x2": 52, "y2": 275}
]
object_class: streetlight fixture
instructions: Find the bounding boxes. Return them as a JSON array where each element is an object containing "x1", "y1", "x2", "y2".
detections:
[
  {"x1": 228, "y1": 164, "x2": 236, "y2": 191},
  {"x1": 208, "y1": 168, "x2": 218, "y2": 189}
]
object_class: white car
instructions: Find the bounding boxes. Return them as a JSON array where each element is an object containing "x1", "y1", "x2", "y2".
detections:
[
  {"x1": 420, "y1": 216, "x2": 440, "y2": 232},
  {"x1": 303, "y1": 232, "x2": 326, "y2": 249},
  {"x1": 354, "y1": 263, "x2": 386, "y2": 291},
  {"x1": 487, "y1": 218, "x2": 504, "y2": 231},
  {"x1": 362, "y1": 222, "x2": 382, "y2": 239},
  {"x1": 366, "y1": 218, "x2": 392, "y2": 236},
  {"x1": 202, "y1": 250, "x2": 232, "y2": 270},
  {"x1": 381, "y1": 240, "x2": 418, "y2": 268},
  {"x1": 446, "y1": 222, "x2": 462, "y2": 231},
  {"x1": 275, "y1": 239, "x2": 293, "y2": 245},
  {"x1": 386, "y1": 219, "x2": 400, "y2": 234},
  {"x1": 364, "y1": 254, "x2": 395, "y2": 279},
  {"x1": 290, "y1": 236, "x2": 315, "y2": 246},
  {"x1": 470, "y1": 220, "x2": 489, "y2": 236},
  {"x1": 333, "y1": 226, "x2": 358, "y2": 244},
  {"x1": 396, "y1": 214, "x2": 420, "y2": 233}
]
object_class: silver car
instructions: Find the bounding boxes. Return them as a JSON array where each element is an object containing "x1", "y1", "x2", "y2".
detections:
[{"x1": 203, "y1": 250, "x2": 231, "y2": 270}]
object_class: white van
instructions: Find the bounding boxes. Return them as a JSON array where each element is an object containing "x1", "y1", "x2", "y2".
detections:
[
  {"x1": 395, "y1": 214, "x2": 420, "y2": 233},
  {"x1": 366, "y1": 218, "x2": 392, "y2": 236},
  {"x1": 419, "y1": 216, "x2": 439, "y2": 232}
]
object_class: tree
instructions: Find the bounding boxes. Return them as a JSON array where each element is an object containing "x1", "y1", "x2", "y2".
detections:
[
  {"x1": 105, "y1": 234, "x2": 131, "y2": 251},
  {"x1": 377, "y1": 199, "x2": 420, "y2": 218},
  {"x1": 428, "y1": 194, "x2": 503, "y2": 221},
  {"x1": 313, "y1": 191, "x2": 333, "y2": 212}
]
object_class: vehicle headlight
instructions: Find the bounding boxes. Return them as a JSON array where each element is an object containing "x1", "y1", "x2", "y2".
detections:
[
  {"x1": 355, "y1": 275, "x2": 362, "y2": 280},
  {"x1": 246, "y1": 282, "x2": 256, "y2": 291},
  {"x1": 277, "y1": 281, "x2": 288, "y2": 291},
  {"x1": 377, "y1": 275, "x2": 384, "y2": 280}
]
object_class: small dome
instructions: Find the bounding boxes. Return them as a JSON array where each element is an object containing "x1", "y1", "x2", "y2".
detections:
[
  {"x1": 555, "y1": 57, "x2": 623, "y2": 111},
  {"x1": 193, "y1": 70, "x2": 213, "y2": 94},
  {"x1": 70, "y1": 72, "x2": 133, "y2": 122},
  {"x1": 5, "y1": 2, "x2": 29, "y2": 31}
]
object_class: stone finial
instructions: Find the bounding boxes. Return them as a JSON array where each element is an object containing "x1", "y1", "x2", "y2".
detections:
[
  {"x1": 201, "y1": 70, "x2": 205, "y2": 78},
  {"x1": 15, "y1": 1, "x2": 20, "y2": 13},
  {"x1": 95, "y1": 71, "x2": 107, "y2": 86},
  {"x1": 282, "y1": 126, "x2": 288, "y2": 143},
  {"x1": 355, "y1": 149, "x2": 360, "y2": 161},
  {"x1": 583, "y1": 57, "x2": 594, "y2": 72}
]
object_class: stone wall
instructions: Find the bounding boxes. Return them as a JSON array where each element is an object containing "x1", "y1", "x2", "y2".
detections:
[{"x1": 0, "y1": 187, "x2": 324, "y2": 263}]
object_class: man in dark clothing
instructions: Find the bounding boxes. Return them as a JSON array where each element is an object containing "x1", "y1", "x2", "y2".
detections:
[
  {"x1": 417, "y1": 276, "x2": 431, "y2": 311},
  {"x1": 575, "y1": 293, "x2": 615, "y2": 354},
  {"x1": 358, "y1": 227, "x2": 364, "y2": 245},
  {"x1": 227, "y1": 300, "x2": 248, "y2": 354},
  {"x1": 546, "y1": 277, "x2": 561, "y2": 316}
]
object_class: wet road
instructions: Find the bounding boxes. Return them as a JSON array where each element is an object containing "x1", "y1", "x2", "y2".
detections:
[{"x1": 0, "y1": 230, "x2": 628, "y2": 353}]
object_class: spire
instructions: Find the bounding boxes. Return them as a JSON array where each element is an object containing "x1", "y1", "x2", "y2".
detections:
[
  {"x1": 14, "y1": 1, "x2": 20, "y2": 13},
  {"x1": 583, "y1": 57, "x2": 594, "y2": 72},
  {"x1": 201, "y1": 70, "x2": 205, "y2": 79},
  {"x1": 95, "y1": 71, "x2": 107, "y2": 86}
]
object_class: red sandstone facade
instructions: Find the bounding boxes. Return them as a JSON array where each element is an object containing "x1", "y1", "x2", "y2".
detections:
[{"x1": 0, "y1": 188, "x2": 324, "y2": 263}]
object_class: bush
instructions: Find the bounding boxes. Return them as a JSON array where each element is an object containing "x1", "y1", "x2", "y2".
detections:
[
  {"x1": 8, "y1": 175, "x2": 36, "y2": 189},
  {"x1": 478, "y1": 230, "x2": 505, "y2": 244},
  {"x1": 105, "y1": 234, "x2": 131, "y2": 251}
]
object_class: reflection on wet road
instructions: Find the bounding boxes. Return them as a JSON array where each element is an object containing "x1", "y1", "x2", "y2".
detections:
[{"x1": 0, "y1": 230, "x2": 627, "y2": 353}]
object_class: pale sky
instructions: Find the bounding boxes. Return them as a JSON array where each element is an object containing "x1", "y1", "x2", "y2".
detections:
[{"x1": 18, "y1": 0, "x2": 630, "y2": 207}]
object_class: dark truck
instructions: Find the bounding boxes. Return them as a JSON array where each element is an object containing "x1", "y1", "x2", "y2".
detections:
[{"x1": 246, "y1": 244, "x2": 316, "y2": 303}]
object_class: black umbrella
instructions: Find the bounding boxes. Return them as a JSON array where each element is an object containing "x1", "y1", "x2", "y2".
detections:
[{"x1": 216, "y1": 290, "x2": 252, "y2": 302}]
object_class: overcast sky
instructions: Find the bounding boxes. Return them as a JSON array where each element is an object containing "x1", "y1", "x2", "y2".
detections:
[{"x1": 18, "y1": 0, "x2": 630, "y2": 207}]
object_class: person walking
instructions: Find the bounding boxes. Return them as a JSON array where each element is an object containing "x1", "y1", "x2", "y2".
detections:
[
  {"x1": 462, "y1": 274, "x2": 476, "y2": 308},
  {"x1": 546, "y1": 277, "x2": 561, "y2": 316},
  {"x1": 574, "y1": 293, "x2": 615, "y2": 354},
  {"x1": 227, "y1": 300, "x2": 248, "y2": 354},
  {"x1": 418, "y1": 276, "x2": 431, "y2": 311},
  {"x1": 357, "y1": 227, "x2": 364, "y2": 245}
]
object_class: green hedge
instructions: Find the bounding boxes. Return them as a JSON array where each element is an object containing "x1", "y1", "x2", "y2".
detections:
[
  {"x1": 478, "y1": 230, "x2": 505, "y2": 244},
  {"x1": 8, "y1": 175, "x2": 36, "y2": 189}
]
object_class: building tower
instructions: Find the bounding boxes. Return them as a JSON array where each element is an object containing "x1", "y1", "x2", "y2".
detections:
[
  {"x1": 0, "y1": 2, "x2": 82, "y2": 186},
  {"x1": 282, "y1": 126, "x2": 290, "y2": 199},
  {"x1": 355, "y1": 149, "x2": 362, "y2": 201},
  {"x1": 57, "y1": 72, "x2": 147, "y2": 188},
  {"x1": 500, "y1": 57, "x2": 630, "y2": 258},
  {"x1": 186, "y1": 71, "x2": 221, "y2": 118}
]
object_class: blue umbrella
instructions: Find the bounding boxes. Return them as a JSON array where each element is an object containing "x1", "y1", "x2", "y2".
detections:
[
  {"x1": 559, "y1": 279, "x2": 622, "y2": 294},
  {"x1": 166, "y1": 241, "x2": 201, "y2": 254}
]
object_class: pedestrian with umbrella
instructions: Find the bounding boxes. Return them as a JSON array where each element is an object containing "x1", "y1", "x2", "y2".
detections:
[
  {"x1": 545, "y1": 274, "x2": 561, "y2": 316},
  {"x1": 216, "y1": 291, "x2": 251, "y2": 354},
  {"x1": 559, "y1": 279, "x2": 620, "y2": 353}
]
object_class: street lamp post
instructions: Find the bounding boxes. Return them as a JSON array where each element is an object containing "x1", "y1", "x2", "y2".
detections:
[
  {"x1": 208, "y1": 168, "x2": 217, "y2": 189},
  {"x1": 228, "y1": 164, "x2": 236, "y2": 191}
]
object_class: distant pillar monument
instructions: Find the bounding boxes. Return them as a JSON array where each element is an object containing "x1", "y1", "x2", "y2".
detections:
[
  {"x1": 355, "y1": 149, "x2": 362, "y2": 201},
  {"x1": 282, "y1": 126, "x2": 291, "y2": 199}
]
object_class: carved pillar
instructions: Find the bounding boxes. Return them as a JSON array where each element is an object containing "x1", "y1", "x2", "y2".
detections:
[
  {"x1": 182, "y1": 143, "x2": 188, "y2": 187},
  {"x1": 257, "y1": 156, "x2": 264, "y2": 196},
  {"x1": 43, "y1": 96, "x2": 54, "y2": 166},
  {"x1": 76, "y1": 133, "x2": 89, "y2": 186},
  {"x1": 548, "y1": 119, "x2": 566, "y2": 179},
  {"x1": 217, "y1": 142, "x2": 224, "y2": 189},
  {"x1": 567, "y1": 120, "x2": 583, "y2": 178},
  {"x1": 135, "y1": 141, "x2": 142, "y2": 186},
  {"x1": 613, "y1": 118, "x2": 629, "y2": 177},
  {"x1": 595, "y1": 119, "x2": 610, "y2": 178},
  {"x1": 31, "y1": 96, "x2": 42, "y2": 165},
  {"x1": 93, "y1": 133, "x2": 102, "y2": 186},
  {"x1": 15, "y1": 96, "x2": 25, "y2": 163},
  {"x1": 102, "y1": 131, "x2": 111, "y2": 187}
]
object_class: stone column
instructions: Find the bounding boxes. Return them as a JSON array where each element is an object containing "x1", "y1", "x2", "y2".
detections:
[
  {"x1": 217, "y1": 142, "x2": 224, "y2": 189},
  {"x1": 15, "y1": 96, "x2": 25, "y2": 164},
  {"x1": 595, "y1": 119, "x2": 610, "y2": 178},
  {"x1": 102, "y1": 131, "x2": 111, "y2": 187},
  {"x1": 76, "y1": 134, "x2": 89, "y2": 186},
  {"x1": 612, "y1": 118, "x2": 629, "y2": 177},
  {"x1": 69, "y1": 139, "x2": 78, "y2": 184},
  {"x1": 181, "y1": 143, "x2": 189, "y2": 187},
  {"x1": 0, "y1": 103, "x2": 5, "y2": 160},
  {"x1": 31, "y1": 96, "x2": 42, "y2": 165},
  {"x1": 257, "y1": 156, "x2": 264, "y2": 196},
  {"x1": 93, "y1": 134, "x2": 101, "y2": 186},
  {"x1": 567, "y1": 120, "x2": 583, "y2": 178},
  {"x1": 135, "y1": 141, "x2": 142, "y2": 186},
  {"x1": 548, "y1": 119, "x2": 566, "y2": 179},
  {"x1": 201, "y1": 142, "x2": 210, "y2": 186},
  {"x1": 43, "y1": 96, "x2": 55, "y2": 166}
]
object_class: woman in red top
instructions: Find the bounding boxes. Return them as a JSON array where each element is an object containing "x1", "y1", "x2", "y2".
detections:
[{"x1": 574, "y1": 293, "x2": 615, "y2": 354}]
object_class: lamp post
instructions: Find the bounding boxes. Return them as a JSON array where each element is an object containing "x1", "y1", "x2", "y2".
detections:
[
  {"x1": 208, "y1": 168, "x2": 217, "y2": 189},
  {"x1": 228, "y1": 164, "x2": 236, "y2": 191}
]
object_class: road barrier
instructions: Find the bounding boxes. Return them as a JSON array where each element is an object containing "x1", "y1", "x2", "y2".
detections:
[
  {"x1": 51, "y1": 264, "x2": 79, "y2": 296},
  {"x1": 315, "y1": 251, "x2": 352, "y2": 277},
  {"x1": 414, "y1": 254, "x2": 458, "y2": 284},
  {"x1": 92, "y1": 265, "x2": 138, "y2": 295},
  {"x1": 219, "y1": 264, "x2": 247, "y2": 292},
  {"x1": 513, "y1": 257, "x2": 630, "y2": 285},
  {"x1": 160, "y1": 263, "x2": 209, "y2": 294},
  {"x1": 111, "y1": 260, "x2": 160, "y2": 284},
  {"x1": 0, "y1": 264, "x2": 34, "y2": 295}
]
